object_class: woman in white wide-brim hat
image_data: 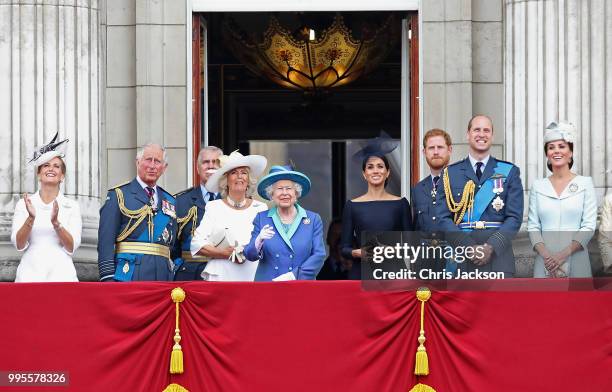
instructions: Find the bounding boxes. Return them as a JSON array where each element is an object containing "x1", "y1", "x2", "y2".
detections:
[
  {"x1": 527, "y1": 121, "x2": 597, "y2": 278},
  {"x1": 190, "y1": 150, "x2": 268, "y2": 281},
  {"x1": 11, "y1": 132, "x2": 82, "y2": 282}
]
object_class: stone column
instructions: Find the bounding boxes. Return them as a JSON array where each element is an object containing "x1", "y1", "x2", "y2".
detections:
[
  {"x1": 0, "y1": 0, "x2": 101, "y2": 281},
  {"x1": 505, "y1": 0, "x2": 612, "y2": 198}
]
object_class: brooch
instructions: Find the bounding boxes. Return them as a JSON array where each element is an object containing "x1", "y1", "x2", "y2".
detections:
[
  {"x1": 569, "y1": 183, "x2": 578, "y2": 193},
  {"x1": 302, "y1": 218, "x2": 311, "y2": 225},
  {"x1": 492, "y1": 196, "x2": 505, "y2": 212}
]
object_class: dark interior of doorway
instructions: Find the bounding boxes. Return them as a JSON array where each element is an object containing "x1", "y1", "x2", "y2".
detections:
[{"x1": 196, "y1": 11, "x2": 412, "y2": 219}]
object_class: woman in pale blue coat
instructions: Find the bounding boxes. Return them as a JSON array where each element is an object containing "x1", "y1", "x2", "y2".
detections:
[
  {"x1": 528, "y1": 121, "x2": 597, "y2": 277},
  {"x1": 244, "y1": 166, "x2": 326, "y2": 281}
]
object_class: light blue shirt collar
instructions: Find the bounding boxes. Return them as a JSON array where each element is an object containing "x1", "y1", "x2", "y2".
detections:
[
  {"x1": 200, "y1": 184, "x2": 215, "y2": 202},
  {"x1": 468, "y1": 154, "x2": 490, "y2": 174}
]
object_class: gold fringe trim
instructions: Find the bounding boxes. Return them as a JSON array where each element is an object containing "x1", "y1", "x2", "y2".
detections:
[
  {"x1": 163, "y1": 383, "x2": 189, "y2": 392},
  {"x1": 115, "y1": 188, "x2": 154, "y2": 242},
  {"x1": 414, "y1": 287, "x2": 432, "y2": 376},
  {"x1": 177, "y1": 206, "x2": 198, "y2": 239},
  {"x1": 443, "y1": 168, "x2": 475, "y2": 224},
  {"x1": 170, "y1": 287, "x2": 186, "y2": 374},
  {"x1": 409, "y1": 383, "x2": 436, "y2": 392}
]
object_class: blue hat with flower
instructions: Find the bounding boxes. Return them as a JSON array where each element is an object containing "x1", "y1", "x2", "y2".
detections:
[{"x1": 257, "y1": 165, "x2": 311, "y2": 200}]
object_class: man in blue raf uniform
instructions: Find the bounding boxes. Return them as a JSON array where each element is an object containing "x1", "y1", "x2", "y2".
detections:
[
  {"x1": 437, "y1": 115, "x2": 524, "y2": 277},
  {"x1": 172, "y1": 146, "x2": 223, "y2": 280},
  {"x1": 411, "y1": 129, "x2": 453, "y2": 275},
  {"x1": 412, "y1": 128, "x2": 453, "y2": 232},
  {"x1": 97, "y1": 143, "x2": 177, "y2": 281}
]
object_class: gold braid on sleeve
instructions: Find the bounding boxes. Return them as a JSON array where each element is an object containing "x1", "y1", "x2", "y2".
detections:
[
  {"x1": 176, "y1": 206, "x2": 198, "y2": 238},
  {"x1": 442, "y1": 168, "x2": 476, "y2": 225},
  {"x1": 115, "y1": 188, "x2": 154, "y2": 242}
]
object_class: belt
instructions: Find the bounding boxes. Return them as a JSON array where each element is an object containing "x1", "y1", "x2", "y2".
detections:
[
  {"x1": 181, "y1": 251, "x2": 209, "y2": 263},
  {"x1": 116, "y1": 242, "x2": 170, "y2": 259},
  {"x1": 458, "y1": 221, "x2": 503, "y2": 230}
]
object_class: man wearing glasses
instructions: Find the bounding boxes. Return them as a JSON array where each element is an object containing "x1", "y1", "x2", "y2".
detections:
[
  {"x1": 172, "y1": 146, "x2": 224, "y2": 280},
  {"x1": 98, "y1": 142, "x2": 178, "y2": 281}
]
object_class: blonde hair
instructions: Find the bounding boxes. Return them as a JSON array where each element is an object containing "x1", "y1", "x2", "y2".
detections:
[{"x1": 218, "y1": 168, "x2": 258, "y2": 198}]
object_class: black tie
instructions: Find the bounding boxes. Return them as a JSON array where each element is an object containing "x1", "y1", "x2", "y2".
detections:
[
  {"x1": 207, "y1": 192, "x2": 216, "y2": 202},
  {"x1": 145, "y1": 186, "x2": 156, "y2": 208},
  {"x1": 432, "y1": 176, "x2": 440, "y2": 191},
  {"x1": 475, "y1": 162, "x2": 484, "y2": 180}
]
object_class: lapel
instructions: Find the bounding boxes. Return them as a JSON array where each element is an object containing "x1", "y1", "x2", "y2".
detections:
[
  {"x1": 543, "y1": 176, "x2": 584, "y2": 200},
  {"x1": 193, "y1": 187, "x2": 206, "y2": 209},
  {"x1": 268, "y1": 206, "x2": 308, "y2": 251},
  {"x1": 480, "y1": 157, "x2": 496, "y2": 185},
  {"x1": 129, "y1": 178, "x2": 150, "y2": 205},
  {"x1": 420, "y1": 176, "x2": 433, "y2": 198},
  {"x1": 459, "y1": 158, "x2": 479, "y2": 184}
]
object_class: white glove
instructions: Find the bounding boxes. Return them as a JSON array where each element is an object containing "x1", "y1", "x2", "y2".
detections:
[
  {"x1": 255, "y1": 224, "x2": 275, "y2": 252},
  {"x1": 272, "y1": 271, "x2": 296, "y2": 281}
]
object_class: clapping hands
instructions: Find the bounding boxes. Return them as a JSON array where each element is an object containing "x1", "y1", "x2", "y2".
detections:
[{"x1": 23, "y1": 193, "x2": 36, "y2": 218}]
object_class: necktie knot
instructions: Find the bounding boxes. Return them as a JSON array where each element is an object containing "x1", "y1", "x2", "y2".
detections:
[
  {"x1": 207, "y1": 192, "x2": 216, "y2": 201},
  {"x1": 432, "y1": 176, "x2": 440, "y2": 188},
  {"x1": 145, "y1": 187, "x2": 155, "y2": 208},
  {"x1": 475, "y1": 162, "x2": 484, "y2": 180}
]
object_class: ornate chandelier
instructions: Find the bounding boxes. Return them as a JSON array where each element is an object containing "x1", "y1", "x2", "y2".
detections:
[{"x1": 223, "y1": 14, "x2": 398, "y2": 97}]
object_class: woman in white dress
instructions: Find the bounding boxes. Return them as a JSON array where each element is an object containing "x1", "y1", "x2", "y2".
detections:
[
  {"x1": 191, "y1": 151, "x2": 268, "y2": 281},
  {"x1": 528, "y1": 122, "x2": 597, "y2": 278},
  {"x1": 11, "y1": 133, "x2": 82, "y2": 282}
]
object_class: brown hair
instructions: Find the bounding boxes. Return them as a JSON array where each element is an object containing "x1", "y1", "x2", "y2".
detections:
[
  {"x1": 37, "y1": 157, "x2": 66, "y2": 174},
  {"x1": 422, "y1": 128, "x2": 452, "y2": 148},
  {"x1": 544, "y1": 141, "x2": 574, "y2": 171},
  {"x1": 467, "y1": 114, "x2": 494, "y2": 132}
]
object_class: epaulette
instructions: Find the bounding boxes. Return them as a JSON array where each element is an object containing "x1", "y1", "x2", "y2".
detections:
[
  {"x1": 174, "y1": 186, "x2": 197, "y2": 198},
  {"x1": 108, "y1": 181, "x2": 130, "y2": 191},
  {"x1": 493, "y1": 157, "x2": 516, "y2": 166}
]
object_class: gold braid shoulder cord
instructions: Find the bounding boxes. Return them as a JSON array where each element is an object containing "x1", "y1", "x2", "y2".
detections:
[
  {"x1": 442, "y1": 168, "x2": 476, "y2": 225},
  {"x1": 176, "y1": 206, "x2": 198, "y2": 238},
  {"x1": 114, "y1": 188, "x2": 154, "y2": 242}
]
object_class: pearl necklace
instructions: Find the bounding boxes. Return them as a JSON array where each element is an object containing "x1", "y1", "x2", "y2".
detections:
[{"x1": 226, "y1": 196, "x2": 247, "y2": 208}]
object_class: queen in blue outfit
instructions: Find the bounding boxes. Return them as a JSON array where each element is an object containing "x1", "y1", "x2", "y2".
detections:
[{"x1": 244, "y1": 166, "x2": 326, "y2": 281}]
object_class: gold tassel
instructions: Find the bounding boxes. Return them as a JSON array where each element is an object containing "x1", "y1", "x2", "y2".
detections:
[
  {"x1": 170, "y1": 287, "x2": 186, "y2": 374},
  {"x1": 162, "y1": 383, "x2": 190, "y2": 392},
  {"x1": 414, "y1": 287, "x2": 432, "y2": 376},
  {"x1": 409, "y1": 383, "x2": 436, "y2": 392}
]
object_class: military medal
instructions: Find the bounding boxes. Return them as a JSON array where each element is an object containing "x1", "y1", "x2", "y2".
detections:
[
  {"x1": 162, "y1": 227, "x2": 170, "y2": 243},
  {"x1": 122, "y1": 262, "x2": 130, "y2": 273},
  {"x1": 162, "y1": 200, "x2": 176, "y2": 218},
  {"x1": 492, "y1": 175, "x2": 505, "y2": 194},
  {"x1": 492, "y1": 196, "x2": 505, "y2": 212},
  {"x1": 569, "y1": 183, "x2": 578, "y2": 193}
]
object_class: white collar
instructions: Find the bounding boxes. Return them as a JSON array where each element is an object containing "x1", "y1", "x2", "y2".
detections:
[
  {"x1": 136, "y1": 176, "x2": 157, "y2": 192},
  {"x1": 468, "y1": 154, "x2": 490, "y2": 171}
]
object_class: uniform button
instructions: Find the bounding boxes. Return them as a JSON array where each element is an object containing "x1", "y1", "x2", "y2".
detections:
[
  {"x1": 432, "y1": 217, "x2": 436, "y2": 220},
  {"x1": 275, "y1": 254, "x2": 279, "y2": 257},
  {"x1": 418, "y1": 210, "x2": 422, "y2": 214},
  {"x1": 289, "y1": 255, "x2": 293, "y2": 259},
  {"x1": 478, "y1": 185, "x2": 482, "y2": 188},
  {"x1": 274, "y1": 266, "x2": 279, "y2": 270},
  {"x1": 433, "y1": 201, "x2": 436, "y2": 205},
  {"x1": 457, "y1": 193, "x2": 461, "y2": 196},
  {"x1": 289, "y1": 267, "x2": 293, "y2": 271}
]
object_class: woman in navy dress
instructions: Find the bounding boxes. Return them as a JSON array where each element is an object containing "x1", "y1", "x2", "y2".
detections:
[{"x1": 341, "y1": 135, "x2": 414, "y2": 279}]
